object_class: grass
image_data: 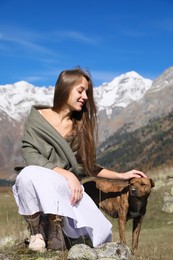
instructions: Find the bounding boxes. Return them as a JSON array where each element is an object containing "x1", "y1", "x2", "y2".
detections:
[
  {"x1": 0, "y1": 188, "x2": 26, "y2": 240},
  {"x1": 110, "y1": 191, "x2": 173, "y2": 260},
  {"x1": 0, "y1": 167, "x2": 173, "y2": 259}
]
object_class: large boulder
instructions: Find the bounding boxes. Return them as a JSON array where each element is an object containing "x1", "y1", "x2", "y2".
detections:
[{"x1": 67, "y1": 242, "x2": 131, "y2": 260}]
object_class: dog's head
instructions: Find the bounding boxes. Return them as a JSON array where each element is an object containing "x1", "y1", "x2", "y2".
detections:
[{"x1": 129, "y1": 177, "x2": 155, "y2": 198}]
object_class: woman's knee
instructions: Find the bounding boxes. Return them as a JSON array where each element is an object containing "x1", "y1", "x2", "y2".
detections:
[{"x1": 16, "y1": 165, "x2": 37, "y2": 185}]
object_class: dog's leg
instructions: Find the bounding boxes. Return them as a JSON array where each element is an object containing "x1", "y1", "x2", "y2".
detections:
[
  {"x1": 132, "y1": 216, "x2": 144, "y2": 255},
  {"x1": 118, "y1": 193, "x2": 129, "y2": 244},
  {"x1": 118, "y1": 215, "x2": 127, "y2": 244}
]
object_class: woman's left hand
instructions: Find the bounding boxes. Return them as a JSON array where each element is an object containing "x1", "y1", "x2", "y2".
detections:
[{"x1": 122, "y1": 169, "x2": 147, "y2": 180}]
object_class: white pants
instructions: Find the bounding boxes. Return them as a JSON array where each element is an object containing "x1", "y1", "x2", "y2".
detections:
[{"x1": 12, "y1": 165, "x2": 112, "y2": 247}]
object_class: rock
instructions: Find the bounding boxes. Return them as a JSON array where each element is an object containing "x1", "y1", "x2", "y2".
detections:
[
  {"x1": 0, "y1": 253, "x2": 10, "y2": 260},
  {"x1": 162, "y1": 190, "x2": 173, "y2": 213},
  {"x1": 171, "y1": 185, "x2": 173, "y2": 196},
  {"x1": 95, "y1": 242, "x2": 131, "y2": 260},
  {"x1": 0, "y1": 236, "x2": 14, "y2": 247},
  {"x1": 154, "y1": 179, "x2": 165, "y2": 190},
  {"x1": 162, "y1": 199, "x2": 173, "y2": 213},
  {"x1": 67, "y1": 244, "x2": 97, "y2": 259},
  {"x1": 67, "y1": 242, "x2": 131, "y2": 260},
  {"x1": 162, "y1": 202, "x2": 173, "y2": 213},
  {"x1": 163, "y1": 192, "x2": 173, "y2": 203}
]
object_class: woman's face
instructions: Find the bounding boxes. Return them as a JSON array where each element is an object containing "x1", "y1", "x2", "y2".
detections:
[{"x1": 67, "y1": 76, "x2": 88, "y2": 112}]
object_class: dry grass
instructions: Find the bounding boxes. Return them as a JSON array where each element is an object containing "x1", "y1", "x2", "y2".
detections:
[
  {"x1": 0, "y1": 188, "x2": 26, "y2": 240},
  {"x1": 110, "y1": 218, "x2": 173, "y2": 260},
  {"x1": 0, "y1": 167, "x2": 173, "y2": 259},
  {"x1": 131, "y1": 227, "x2": 173, "y2": 260}
]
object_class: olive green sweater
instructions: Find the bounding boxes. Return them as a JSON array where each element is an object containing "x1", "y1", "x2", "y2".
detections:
[{"x1": 22, "y1": 106, "x2": 102, "y2": 179}]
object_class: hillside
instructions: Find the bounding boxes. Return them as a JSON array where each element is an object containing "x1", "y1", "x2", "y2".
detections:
[{"x1": 97, "y1": 111, "x2": 173, "y2": 172}]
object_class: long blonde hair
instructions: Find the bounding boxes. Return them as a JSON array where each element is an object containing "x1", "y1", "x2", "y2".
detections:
[{"x1": 53, "y1": 68, "x2": 98, "y2": 176}]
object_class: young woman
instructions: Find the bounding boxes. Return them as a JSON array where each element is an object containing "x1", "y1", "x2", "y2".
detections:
[{"x1": 13, "y1": 68, "x2": 146, "y2": 253}]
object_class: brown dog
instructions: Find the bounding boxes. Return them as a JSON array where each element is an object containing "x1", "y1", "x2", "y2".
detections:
[{"x1": 82, "y1": 177, "x2": 155, "y2": 255}]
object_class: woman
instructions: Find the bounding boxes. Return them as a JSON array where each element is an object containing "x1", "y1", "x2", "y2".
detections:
[{"x1": 13, "y1": 68, "x2": 146, "y2": 253}]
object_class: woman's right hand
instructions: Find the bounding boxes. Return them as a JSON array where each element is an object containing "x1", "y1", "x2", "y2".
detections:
[
  {"x1": 67, "y1": 173, "x2": 83, "y2": 205},
  {"x1": 53, "y1": 167, "x2": 83, "y2": 205}
]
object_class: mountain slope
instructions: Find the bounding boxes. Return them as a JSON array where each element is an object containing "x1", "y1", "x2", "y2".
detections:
[
  {"x1": 97, "y1": 111, "x2": 173, "y2": 172},
  {"x1": 0, "y1": 109, "x2": 25, "y2": 178}
]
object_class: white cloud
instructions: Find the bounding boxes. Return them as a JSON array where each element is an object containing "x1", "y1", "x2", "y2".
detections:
[
  {"x1": 0, "y1": 28, "x2": 52, "y2": 54},
  {"x1": 52, "y1": 30, "x2": 99, "y2": 45}
]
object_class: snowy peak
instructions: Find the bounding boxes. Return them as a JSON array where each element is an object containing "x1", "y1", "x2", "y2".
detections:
[
  {"x1": 0, "y1": 81, "x2": 54, "y2": 121},
  {"x1": 0, "y1": 71, "x2": 153, "y2": 121},
  {"x1": 94, "y1": 71, "x2": 152, "y2": 116}
]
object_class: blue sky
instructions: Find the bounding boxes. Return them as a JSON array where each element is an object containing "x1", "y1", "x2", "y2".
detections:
[{"x1": 0, "y1": 0, "x2": 173, "y2": 87}]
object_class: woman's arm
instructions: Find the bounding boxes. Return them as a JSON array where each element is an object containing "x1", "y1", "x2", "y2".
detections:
[
  {"x1": 22, "y1": 143, "x2": 57, "y2": 169},
  {"x1": 97, "y1": 168, "x2": 147, "y2": 180}
]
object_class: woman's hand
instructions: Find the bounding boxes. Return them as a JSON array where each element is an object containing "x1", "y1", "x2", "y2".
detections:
[
  {"x1": 67, "y1": 173, "x2": 83, "y2": 205},
  {"x1": 53, "y1": 167, "x2": 83, "y2": 205},
  {"x1": 97, "y1": 168, "x2": 147, "y2": 180},
  {"x1": 122, "y1": 169, "x2": 147, "y2": 180}
]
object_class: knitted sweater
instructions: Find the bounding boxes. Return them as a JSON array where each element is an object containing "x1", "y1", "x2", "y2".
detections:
[{"x1": 21, "y1": 106, "x2": 102, "y2": 179}]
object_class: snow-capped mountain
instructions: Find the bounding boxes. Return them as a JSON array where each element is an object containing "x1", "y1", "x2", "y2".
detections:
[
  {"x1": 0, "y1": 71, "x2": 152, "y2": 121},
  {"x1": 0, "y1": 81, "x2": 54, "y2": 121},
  {"x1": 94, "y1": 71, "x2": 152, "y2": 117},
  {"x1": 97, "y1": 67, "x2": 173, "y2": 144}
]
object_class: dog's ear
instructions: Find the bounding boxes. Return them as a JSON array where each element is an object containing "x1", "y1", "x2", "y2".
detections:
[{"x1": 150, "y1": 178, "x2": 155, "y2": 187}]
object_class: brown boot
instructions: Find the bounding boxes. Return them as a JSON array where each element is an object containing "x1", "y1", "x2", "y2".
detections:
[
  {"x1": 26, "y1": 214, "x2": 46, "y2": 253},
  {"x1": 26, "y1": 214, "x2": 41, "y2": 235},
  {"x1": 47, "y1": 215, "x2": 66, "y2": 251}
]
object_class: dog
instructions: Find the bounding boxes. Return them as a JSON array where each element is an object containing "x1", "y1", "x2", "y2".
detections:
[{"x1": 82, "y1": 177, "x2": 155, "y2": 255}]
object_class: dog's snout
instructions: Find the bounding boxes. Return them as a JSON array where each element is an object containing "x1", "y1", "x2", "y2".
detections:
[{"x1": 131, "y1": 187, "x2": 138, "y2": 196}]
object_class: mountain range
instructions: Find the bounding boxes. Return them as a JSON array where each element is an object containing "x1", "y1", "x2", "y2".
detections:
[
  {"x1": 97, "y1": 67, "x2": 173, "y2": 142},
  {"x1": 0, "y1": 67, "x2": 173, "y2": 179}
]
